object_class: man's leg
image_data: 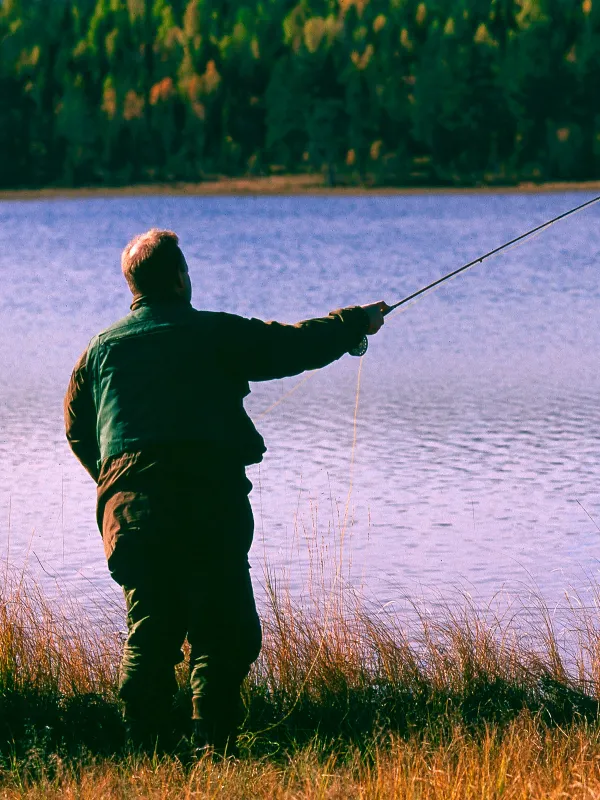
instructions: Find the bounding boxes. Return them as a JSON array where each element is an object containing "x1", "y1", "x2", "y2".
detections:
[
  {"x1": 103, "y1": 490, "x2": 187, "y2": 753},
  {"x1": 187, "y1": 561, "x2": 262, "y2": 753},
  {"x1": 186, "y1": 491, "x2": 262, "y2": 754},
  {"x1": 119, "y1": 580, "x2": 187, "y2": 752}
]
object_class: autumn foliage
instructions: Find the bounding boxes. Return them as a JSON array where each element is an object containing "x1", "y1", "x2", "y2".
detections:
[{"x1": 2, "y1": 0, "x2": 600, "y2": 188}]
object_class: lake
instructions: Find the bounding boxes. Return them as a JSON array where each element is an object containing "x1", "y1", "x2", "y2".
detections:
[{"x1": 0, "y1": 192, "x2": 599, "y2": 621}]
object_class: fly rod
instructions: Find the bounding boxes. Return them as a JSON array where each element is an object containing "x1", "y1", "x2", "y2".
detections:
[{"x1": 350, "y1": 192, "x2": 600, "y2": 356}]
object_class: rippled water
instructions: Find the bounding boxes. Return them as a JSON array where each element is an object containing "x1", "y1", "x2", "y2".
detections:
[{"x1": 0, "y1": 192, "x2": 599, "y2": 615}]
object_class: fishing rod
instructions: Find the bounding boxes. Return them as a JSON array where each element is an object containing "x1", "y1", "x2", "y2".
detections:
[{"x1": 350, "y1": 193, "x2": 600, "y2": 356}]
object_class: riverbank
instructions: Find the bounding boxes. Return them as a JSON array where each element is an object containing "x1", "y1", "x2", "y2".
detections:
[
  {"x1": 3, "y1": 175, "x2": 600, "y2": 200},
  {"x1": 2, "y1": 564, "x2": 600, "y2": 798}
]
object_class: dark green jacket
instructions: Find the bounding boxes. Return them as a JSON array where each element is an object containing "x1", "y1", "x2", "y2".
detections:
[{"x1": 65, "y1": 296, "x2": 369, "y2": 479}]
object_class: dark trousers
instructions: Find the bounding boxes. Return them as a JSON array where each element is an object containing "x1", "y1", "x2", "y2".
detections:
[{"x1": 101, "y1": 477, "x2": 262, "y2": 741}]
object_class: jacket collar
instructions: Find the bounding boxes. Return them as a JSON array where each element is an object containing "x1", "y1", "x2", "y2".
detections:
[{"x1": 130, "y1": 294, "x2": 191, "y2": 312}]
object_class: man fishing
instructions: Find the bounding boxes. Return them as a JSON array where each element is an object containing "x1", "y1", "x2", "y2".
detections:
[{"x1": 64, "y1": 228, "x2": 388, "y2": 757}]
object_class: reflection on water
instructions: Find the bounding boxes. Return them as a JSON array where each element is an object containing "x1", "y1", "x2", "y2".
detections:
[{"x1": 0, "y1": 193, "x2": 598, "y2": 616}]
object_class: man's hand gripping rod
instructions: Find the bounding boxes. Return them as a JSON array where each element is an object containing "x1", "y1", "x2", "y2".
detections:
[{"x1": 349, "y1": 193, "x2": 600, "y2": 357}]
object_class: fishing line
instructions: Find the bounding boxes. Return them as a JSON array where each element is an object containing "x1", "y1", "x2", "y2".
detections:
[
  {"x1": 341, "y1": 355, "x2": 364, "y2": 540},
  {"x1": 255, "y1": 370, "x2": 317, "y2": 419},
  {"x1": 248, "y1": 355, "x2": 364, "y2": 742}
]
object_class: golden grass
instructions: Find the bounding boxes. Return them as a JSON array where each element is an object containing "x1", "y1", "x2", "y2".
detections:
[
  {"x1": 0, "y1": 570, "x2": 120, "y2": 697},
  {"x1": 3, "y1": 719, "x2": 600, "y2": 798},
  {"x1": 2, "y1": 554, "x2": 600, "y2": 798}
]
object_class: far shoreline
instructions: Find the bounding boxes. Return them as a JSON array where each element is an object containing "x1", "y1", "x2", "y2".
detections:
[{"x1": 2, "y1": 174, "x2": 600, "y2": 201}]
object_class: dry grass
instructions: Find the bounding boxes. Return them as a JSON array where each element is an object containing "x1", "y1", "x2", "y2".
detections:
[
  {"x1": 3, "y1": 719, "x2": 600, "y2": 798},
  {"x1": 0, "y1": 571, "x2": 120, "y2": 697},
  {"x1": 2, "y1": 554, "x2": 600, "y2": 797}
]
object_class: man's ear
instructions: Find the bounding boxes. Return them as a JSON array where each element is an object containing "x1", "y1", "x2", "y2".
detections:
[{"x1": 174, "y1": 260, "x2": 188, "y2": 293}]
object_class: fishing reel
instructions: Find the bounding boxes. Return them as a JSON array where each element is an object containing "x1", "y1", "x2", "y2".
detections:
[{"x1": 349, "y1": 335, "x2": 368, "y2": 357}]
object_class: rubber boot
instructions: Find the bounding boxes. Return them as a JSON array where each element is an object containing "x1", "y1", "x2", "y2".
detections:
[
  {"x1": 191, "y1": 696, "x2": 240, "y2": 759},
  {"x1": 124, "y1": 706, "x2": 177, "y2": 757},
  {"x1": 191, "y1": 719, "x2": 239, "y2": 760}
]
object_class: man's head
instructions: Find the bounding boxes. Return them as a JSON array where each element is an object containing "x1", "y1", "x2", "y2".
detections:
[{"x1": 121, "y1": 228, "x2": 191, "y2": 302}]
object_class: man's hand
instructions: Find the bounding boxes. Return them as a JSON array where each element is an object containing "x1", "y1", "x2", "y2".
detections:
[{"x1": 361, "y1": 300, "x2": 390, "y2": 335}]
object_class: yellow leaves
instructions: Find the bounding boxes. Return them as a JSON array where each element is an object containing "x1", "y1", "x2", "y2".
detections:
[
  {"x1": 251, "y1": 37, "x2": 260, "y2": 59},
  {"x1": 161, "y1": 25, "x2": 184, "y2": 53},
  {"x1": 515, "y1": 0, "x2": 546, "y2": 28},
  {"x1": 283, "y1": 5, "x2": 304, "y2": 51},
  {"x1": 105, "y1": 28, "x2": 118, "y2": 59},
  {"x1": 73, "y1": 40, "x2": 87, "y2": 59},
  {"x1": 373, "y1": 14, "x2": 386, "y2": 34},
  {"x1": 123, "y1": 90, "x2": 144, "y2": 121},
  {"x1": 184, "y1": 73, "x2": 202, "y2": 101},
  {"x1": 556, "y1": 127, "x2": 570, "y2": 142},
  {"x1": 150, "y1": 76, "x2": 175, "y2": 105},
  {"x1": 180, "y1": 60, "x2": 221, "y2": 109},
  {"x1": 101, "y1": 79, "x2": 117, "y2": 119},
  {"x1": 351, "y1": 44, "x2": 374, "y2": 69},
  {"x1": 324, "y1": 14, "x2": 343, "y2": 40},
  {"x1": 474, "y1": 23, "x2": 498, "y2": 47},
  {"x1": 181, "y1": 73, "x2": 206, "y2": 118},
  {"x1": 325, "y1": 14, "x2": 344, "y2": 37},
  {"x1": 416, "y1": 3, "x2": 427, "y2": 26},
  {"x1": 444, "y1": 17, "x2": 455, "y2": 36},
  {"x1": 16, "y1": 45, "x2": 40, "y2": 73},
  {"x1": 346, "y1": 149, "x2": 356, "y2": 166},
  {"x1": 565, "y1": 45, "x2": 577, "y2": 63},
  {"x1": 183, "y1": 0, "x2": 201, "y2": 40},
  {"x1": 370, "y1": 140, "x2": 382, "y2": 160},
  {"x1": 400, "y1": 28, "x2": 413, "y2": 51},
  {"x1": 304, "y1": 18, "x2": 325, "y2": 53},
  {"x1": 303, "y1": 15, "x2": 342, "y2": 53},
  {"x1": 583, "y1": 0, "x2": 592, "y2": 14},
  {"x1": 232, "y1": 22, "x2": 248, "y2": 44},
  {"x1": 191, "y1": 101, "x2": 206, "y2": 120},
  {"x1": 126, "y1": 0, "x2": 145, "y2": 22},
  {"x1": 339, "y1": 0, "x2": 369, "y2": 17},
  {"x1": 202, "y1": 59, "x2": 221, "y2": 93}
]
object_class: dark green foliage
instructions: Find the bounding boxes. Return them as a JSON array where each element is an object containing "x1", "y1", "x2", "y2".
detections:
[
  {"x1": 2, "y1": 0, "x2": 600, "y2": 188},
  {"x1": 1, "y1": 672, "x2": 598, "y2": 766}
]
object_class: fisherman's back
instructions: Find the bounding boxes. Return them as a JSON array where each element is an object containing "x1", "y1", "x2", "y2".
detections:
[{"x1": 87, "y1": 298, "x2": 266, "y2": 468}]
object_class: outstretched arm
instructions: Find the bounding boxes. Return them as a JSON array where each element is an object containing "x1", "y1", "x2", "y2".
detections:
[
  {"x1": 224, "y1": 301, "x2": 388, "y2": 382},
  {"x1": 64, "y1": 350, "x2": 100, "y2": 482}
]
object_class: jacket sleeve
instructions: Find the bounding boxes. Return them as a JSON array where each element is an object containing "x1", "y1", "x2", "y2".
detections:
[
  {"x1": 223, "y1": 305, "x2": 370, "y2": 382},
  {"x1": 64, "y1": 350, "x2": 100, "y2": 482}
]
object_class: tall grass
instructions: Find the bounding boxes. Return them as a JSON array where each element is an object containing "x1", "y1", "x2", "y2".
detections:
[
  {"x1": 5, "y1": 719, "x2": 600, "y2": 799},
  {"x1": 2, "y1": 536, "x2": 600, "y2": 797}
]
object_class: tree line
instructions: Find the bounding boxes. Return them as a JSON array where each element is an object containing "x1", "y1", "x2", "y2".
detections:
[{"x1": 1, "y1": 0, "x2": 600, "y2": 189}]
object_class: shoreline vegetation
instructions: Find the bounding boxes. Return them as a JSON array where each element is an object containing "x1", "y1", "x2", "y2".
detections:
[
  {"x1": 4, "y1": 3, "x2": 600, "y2": 194},
  {"x1": 3, "y1": 558, "x2": 600, "y2": 797},
  {"x1": 3, "y1": 174, "x2": 600, "y2": 201}
]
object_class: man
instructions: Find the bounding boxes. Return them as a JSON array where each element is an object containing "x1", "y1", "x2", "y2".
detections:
[{"x1": 64, "y1": 228, "x2": 388, "y2": 756}]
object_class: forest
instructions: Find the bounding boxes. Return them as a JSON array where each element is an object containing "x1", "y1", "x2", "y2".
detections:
[{"x1": 1, "y1": 0, "x2": 600, "y2": 188}]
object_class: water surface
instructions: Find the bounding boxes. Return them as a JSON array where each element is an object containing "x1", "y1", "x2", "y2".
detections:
[{"x1": 0, "y1": 193, "x2": 599, "y2": 618}]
